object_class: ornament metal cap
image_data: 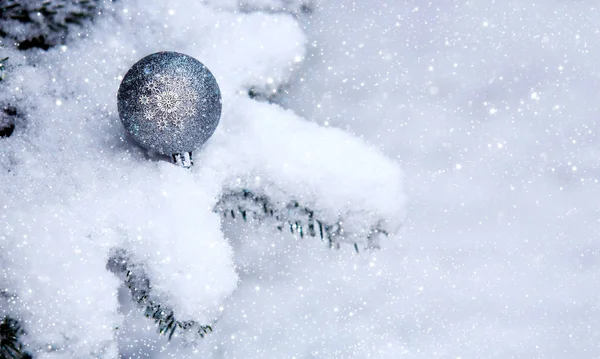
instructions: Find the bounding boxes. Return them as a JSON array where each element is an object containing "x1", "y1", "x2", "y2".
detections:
[{"x1": 117, "y1": 51, "x2": 222, "y2": 168}]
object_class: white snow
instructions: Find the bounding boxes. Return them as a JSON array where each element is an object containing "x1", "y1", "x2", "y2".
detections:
[
  {"x1": 281, "y1": 1, "x2": 600, "y2": 358},
  {"x1": 0, "y1": 0, "x2": 405, "y2": 357},
  {"x1": 3, "y1": 0, "x2": 599, "y2": 358},
  {"x1": 113, "y1": 0, "x2": 600, "y2": 358}
]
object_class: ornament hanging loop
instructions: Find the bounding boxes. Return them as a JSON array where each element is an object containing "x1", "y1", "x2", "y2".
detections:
[{"x1": 172, "y1": 152, "x2": 193, "y2": 168}]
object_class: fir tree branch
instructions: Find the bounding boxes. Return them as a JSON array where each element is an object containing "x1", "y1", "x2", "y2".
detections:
[
  {"x1": 238, "y1": 0, "x2": 314, "y2": 18},
  {"x1": 215, "y1": 188, "x2": 389, "y2": 251},
  {"x1": 0, "y1": 0, "x2": 107, "y2": 50},
  {"x1": 107, "y1": 189, "x2": 389, "y2": 341},
  {"x1": 0, "y1": 317, "x2": 31, "y2": 359},
  {"x1": 106, "y1": 249, "x2": 212, "y2": 341},
  {"x1": 0, "y1": 57, "x2": 7, "y2": 82},
  {"x1": 0, "y1": 58, "x2": 16, "y2": 138}
]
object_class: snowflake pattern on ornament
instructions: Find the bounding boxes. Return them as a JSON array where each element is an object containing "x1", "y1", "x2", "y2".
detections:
[
  {"x1": 143, "y1": 109, "x2": 155, "y2": 121},
  {"x1": 139, "y1": 94, "x2": 150, "y2": 105},
  {"x1": 156, "y1": 118, "x2": 169, "y2": 130},
  {"x1": 172, "y1": 116, "x2": 185, "y2": 130},
  {"x1": 139, "y1": 74, "x2": 199, "y2": 131},
  {"x1": 182, "y1": 105, "x2": 196, "y2": 117}
]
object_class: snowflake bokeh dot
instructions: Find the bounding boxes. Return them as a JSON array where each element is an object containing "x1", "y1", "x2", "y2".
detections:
[{"x1": 117, "y1": 51, "x2": 222, "y2": 155}]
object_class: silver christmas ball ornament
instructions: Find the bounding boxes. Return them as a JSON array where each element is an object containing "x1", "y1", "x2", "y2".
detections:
[{"x1": 117, "y1": 51, "x2": 222, "y2": 165}]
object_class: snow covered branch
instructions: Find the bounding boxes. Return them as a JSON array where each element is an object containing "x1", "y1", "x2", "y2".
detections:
[
  {"x1": 0, "y1": 0, "x2": 107, "y2": 50},
  {"x1": 0, "y1": 317, "x2": 30, "y2": 359},
  {"x1": 216, "y1": 188, "x2": 389, "y2": 251},
  {"x1": 0, "y1": 0, "x2": 405, "y2": 357},
  {"x1": 106, "y1": 249, "x2": 212, "y2": 341}
]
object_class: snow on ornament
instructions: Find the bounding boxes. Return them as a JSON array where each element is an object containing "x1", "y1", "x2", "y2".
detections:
[{"x1": 117, "y1": 51, "x2": 222, "y2": 167}]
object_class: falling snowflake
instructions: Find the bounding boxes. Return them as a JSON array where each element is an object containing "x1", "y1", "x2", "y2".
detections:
[{"x1": 139, "y1": 74, "x2": 199, "y2": 131}]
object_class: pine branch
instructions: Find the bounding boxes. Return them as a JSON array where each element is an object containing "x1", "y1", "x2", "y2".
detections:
[
  {"x1": 0, "y1": 58, "x2": 16, "y2": 138},
  {"x1": 0, "y1": 317, "x2": 31, "y2": 359},
  {"x1": 215, "y1": 188, "x2": 389, "y2": 251},
  {"x1": 106, "y1": 249, "x2": 212, "y2": 341},
  {"x1": 0, "y1": 0, "x2": 108, "y2": 50},
  {"x1": 107, "y1": 189, "x2": 389, "y2": 341},
  {"x1": 238, "y1": 0, "x2": 314, "y2": 18},
  {"x1": 0, "y1": 57, "x2": 7, "y2": 82}
]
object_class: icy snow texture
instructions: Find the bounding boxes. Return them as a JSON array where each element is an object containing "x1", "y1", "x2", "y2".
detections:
[{"x1": 0, "y1": 0, "x2": 404, "y2": 357}]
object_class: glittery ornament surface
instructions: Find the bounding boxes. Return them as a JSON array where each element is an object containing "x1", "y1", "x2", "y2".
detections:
[{"x1": 117, "y1": 51, "x2": 222, "y2": 155}]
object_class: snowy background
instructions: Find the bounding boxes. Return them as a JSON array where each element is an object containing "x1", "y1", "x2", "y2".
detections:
[{"x1": 1, "y1": 0, "x2": 600, "y2": 358}]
